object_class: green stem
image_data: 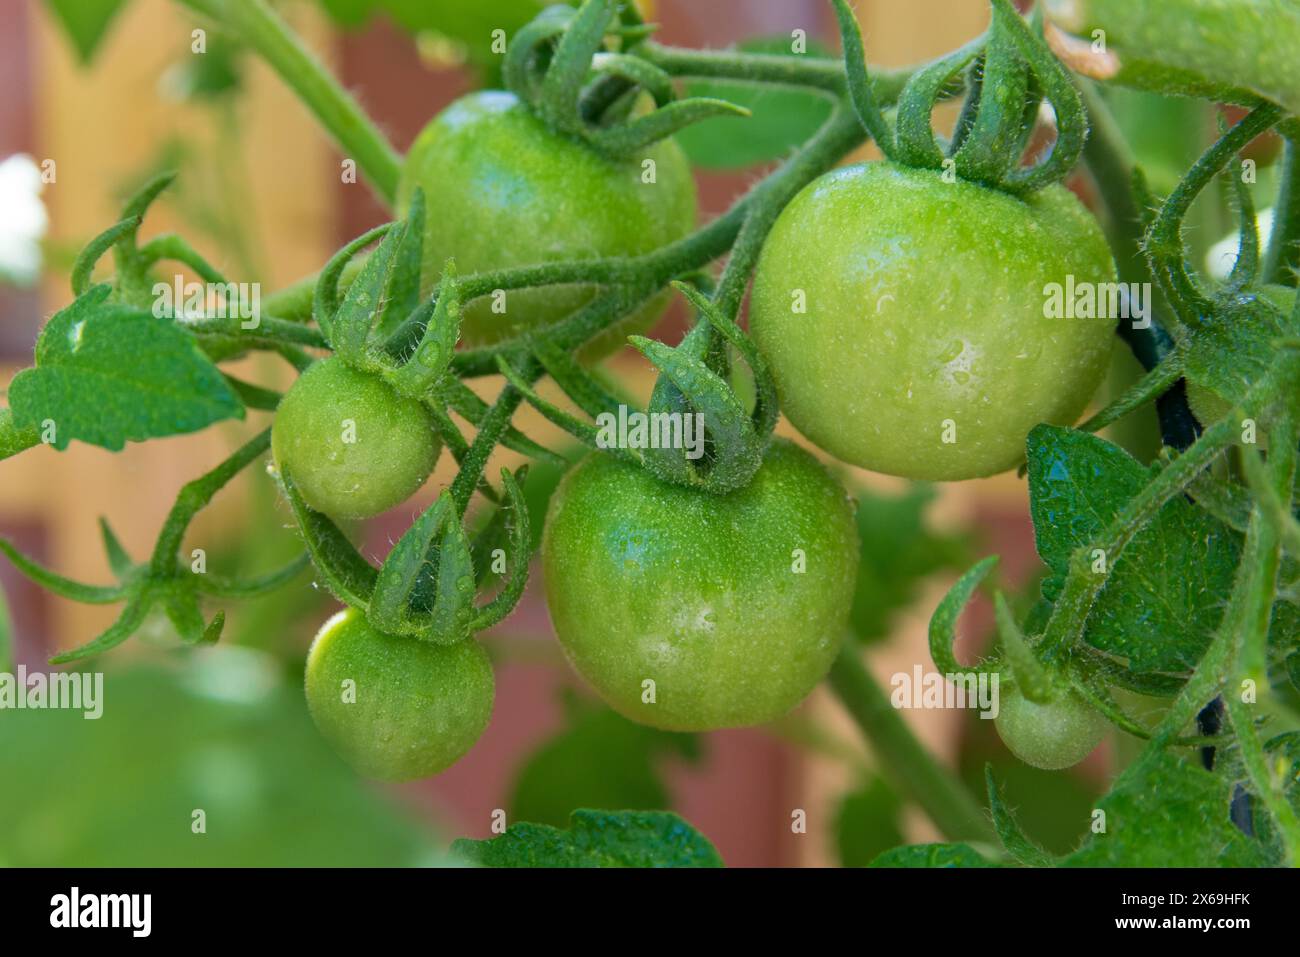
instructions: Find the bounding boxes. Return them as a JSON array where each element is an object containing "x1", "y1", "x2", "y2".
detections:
[
  {"x1": 177, "y1": 0, "x2": 402, "y2": 206},
  {"x1": 149, "y1": 429, "x2": 272, "y2": 577},
  {"x1": 637, "y1": 40, "x2": 916, "y2": 102},
  {"x1": 1262, "y1": 121, "x2": 1300, "y2": 286},
  {"x1": 1228, "y1": 696, "x2": 1300, "y2": 866},
  {"x1": 828, "y1": 645, "x2": 997, "y2": 845}
]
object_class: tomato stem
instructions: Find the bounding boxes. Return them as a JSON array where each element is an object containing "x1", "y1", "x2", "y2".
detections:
[
  {"x1": 828, "y1": 646, "x2": 998, "y2": 846},
  {"x1": 175, "y1": 0, "x2": 403, "y2": 206}
]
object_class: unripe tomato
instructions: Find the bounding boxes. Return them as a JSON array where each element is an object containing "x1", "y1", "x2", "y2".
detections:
[
  {"x1": 541, "y1": 439, "x2": 860, "y2": 731},
  {"x1": 271, "y1": 357, "x2": 440, "y2": 519},
  {"x1": 397, "y1": 90, "x2": 698, "y2": 358},
  {"x1": 994, "y1": 685, "x2": 1108, "y2": 770},
  {"x1": 304, "y1": 609, "x2": 494, "y2": 781},
  {"x1": 750, "y1": 162, "x2": 1117, "y2": 480}
]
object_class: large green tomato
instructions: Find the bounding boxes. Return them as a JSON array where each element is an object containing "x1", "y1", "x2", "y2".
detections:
[
  {"x1": 271, "y1": 357, "x2": 440, "y2": 519},
  {"x1": 304, "y1": 609, "x2": 494, "y2": 781},
  {"x1": 994, "y1": 685, "x2": 1108, "y2": 770},
  {"x1": 397, "y1": 90, "x2": 698, "y2": 359},
  {"x1": 750, "y1": 162, "x2": 1117, "y2": 480},
  {"x1": 541, "y1": 438, "x2": 860, "y2": 732}
]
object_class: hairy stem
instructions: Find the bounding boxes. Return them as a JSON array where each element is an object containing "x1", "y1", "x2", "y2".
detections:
[
  {"x1": 828, "y1": 645, "x2": 997, "y2": 846},
  {"x1": 176, "y1": 0, "x2": 402, "y2": 205}
]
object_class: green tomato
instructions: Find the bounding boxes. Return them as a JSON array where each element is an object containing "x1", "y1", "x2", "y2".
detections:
[
  {"x1": 994, "y1": 685, "x2": 1108, "y2": 770},
  {"x1": 397, "y1": 90, "x2": 697, "y2": 359},
  {"x1": 304, "y1": 608, "x2": 494, "y2": 781},
  {"x1": 271, "y1": 357, "x2": 440, "y2": 519},
  {"x1": 750, "y1": 162, "x2": 1117, "y2": 481},
  {"x1": 541, "y1": 438, "x2": 860, "y2": 732}
]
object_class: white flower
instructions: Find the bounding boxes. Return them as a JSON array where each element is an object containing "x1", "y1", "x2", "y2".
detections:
[{"x1": 0, "y1": 154, "x2": 48, "y2": 287}]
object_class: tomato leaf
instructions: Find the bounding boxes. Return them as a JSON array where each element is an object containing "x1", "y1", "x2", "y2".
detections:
[
  {"x1": 44, "y1": 0, "x2": 130, "y2": 64},
  {"x1": 7, "y1": 288, "x2": 244, "y2": 451},
  {"x1": 1026, "y1": 425, "x2": 1240, "y2": 673},
  {"x1": 1063, "y1": 750, "x2": 1274, "y2": 867},
  {"x1": 869, "y1": 843, "x2": 999, "y2": 868},
  {"x1": 451, "y1": 809, "x2": 724, "y2": 868},
  {"x1": 0, "y1": 408, "x2": 40, "y2": 461}
]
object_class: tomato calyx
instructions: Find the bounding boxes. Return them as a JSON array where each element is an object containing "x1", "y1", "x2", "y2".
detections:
[
  {"x1": 499, "y1": 281, "x2": 778, "y2": 494},
  {"x1": 503, "y1": 0, "x2": 750, "y2": 159},
  {"x1": 832, "y1": 0, "x2": 1087, "y2": 196},
  {"x1": 280, "y1": 461, "x2": 532, "y2": 645}
]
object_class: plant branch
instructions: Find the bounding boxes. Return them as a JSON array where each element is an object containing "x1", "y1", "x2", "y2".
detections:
[{"x1": 828, "y1": 645, "x2": 997, "y2": 846}]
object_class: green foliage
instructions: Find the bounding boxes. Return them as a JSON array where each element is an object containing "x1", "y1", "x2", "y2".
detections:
[
  {"x1": 869, "y1": 843, "x2": 998, "y2": 868},
  {"x1": 8, "y1": 287, "x2": 244, "y2": 452},
  {"x1": 452, "y1": 809, "x2": 724, "y2": 868},
  {"x1": 849, "y1": 483, "x2": 969, "y2": 644},
  {"x1": 43, "y1": 0, "x2": 129, "y2": 63},
  {"x1": 1062, "y1": 750, "x2": 1274, "y2": 867},
  {"x1": 509, "y1": 695, "x2": 699, "y2": 828},
  {"x1": 0, "y1": 409, "x2": 40, "y2": 462},
  {"x1": 1027, "y1": 425, "x2": 1240, "y2": 673},
  {"x1": 834, "y1": 776, "x2": 904, "y2": 867},
  {"x1": 0, "y1": 652, "x2": 438, "y2": 866},
  {"x1": 319, "y1": 0, "x2": 546, "y2": 68},
  {"x1": 674, "y1": 37, "x2": 836, "y2": 170}
]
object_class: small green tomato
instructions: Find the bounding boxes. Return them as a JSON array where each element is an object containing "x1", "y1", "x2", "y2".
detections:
[
  {"x1": 993, "y1": 685, "x2": 1109, "y2": 770},
  {"x1": 304, "y1": 608, "x2": 494, "y2": 781},
  {"x1": 271, "y1": 357, "x2": 440, "y2": 519}
]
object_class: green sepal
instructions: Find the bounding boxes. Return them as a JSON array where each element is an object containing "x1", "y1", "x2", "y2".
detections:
[
  {"x1": 278, "y1": 470, "x2": 377, "y2": 610},
  {"x1": 928, "y1": 556, "x2": 1000, "y2": 678},
  {"x1": 949, "y1": 6, "x2": 1030, "y2": 188},
  {"x1": 48, "y1": 594, "x2": 152, "y2": 665},
  {"x1": 470, "y1": 467, "x2": 533, "y2": 633},
  {"x1": 312, "y1": 222, "x2": 391, "y2": 349},
  {"x1": 369, "y1": 493, "x2": 476, "y2": 644},
  {"x1": 387, "y1": 260, "x2": 460, "y2": 399},
  {"x1": 375, "y1": 187, "x2": 427, "y2": 340},
  {"x1": 894, "y1": 39, "x2": 984, "y2": 169},
  {"x1": 992, "y1": 591, "x2": 1054, "y2": 703},
  {"x1": 502, "y1": 5, "x2": 574, "y2": 107},
  {"x1": 98, "y1": 517, "x2": 135, "y2": 580},
  {"x1": 329, "y1": 221, "x2": 408, "y2": 361},
  {"x1": 985, "y1": 766, "x2": 1058, "y2": 867},
  {"x1": 830, "y1": 0, "x2": 897, "y2": 156},
  {"x1": 538, "y1": 0, "x2": 618, "y2": 135},
  {"x1": 589, "y1": 98, "x2": 751, "y2": 158}
]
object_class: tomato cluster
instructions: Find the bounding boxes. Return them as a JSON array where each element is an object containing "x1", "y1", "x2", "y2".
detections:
[{"x1": 286, "y1": 69, "x2": 1123, "y2": 780}]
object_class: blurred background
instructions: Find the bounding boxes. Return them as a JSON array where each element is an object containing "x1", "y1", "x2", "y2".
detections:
[{"x1": 0, "y1": 0, "x2": 1273, "y2": 866}]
